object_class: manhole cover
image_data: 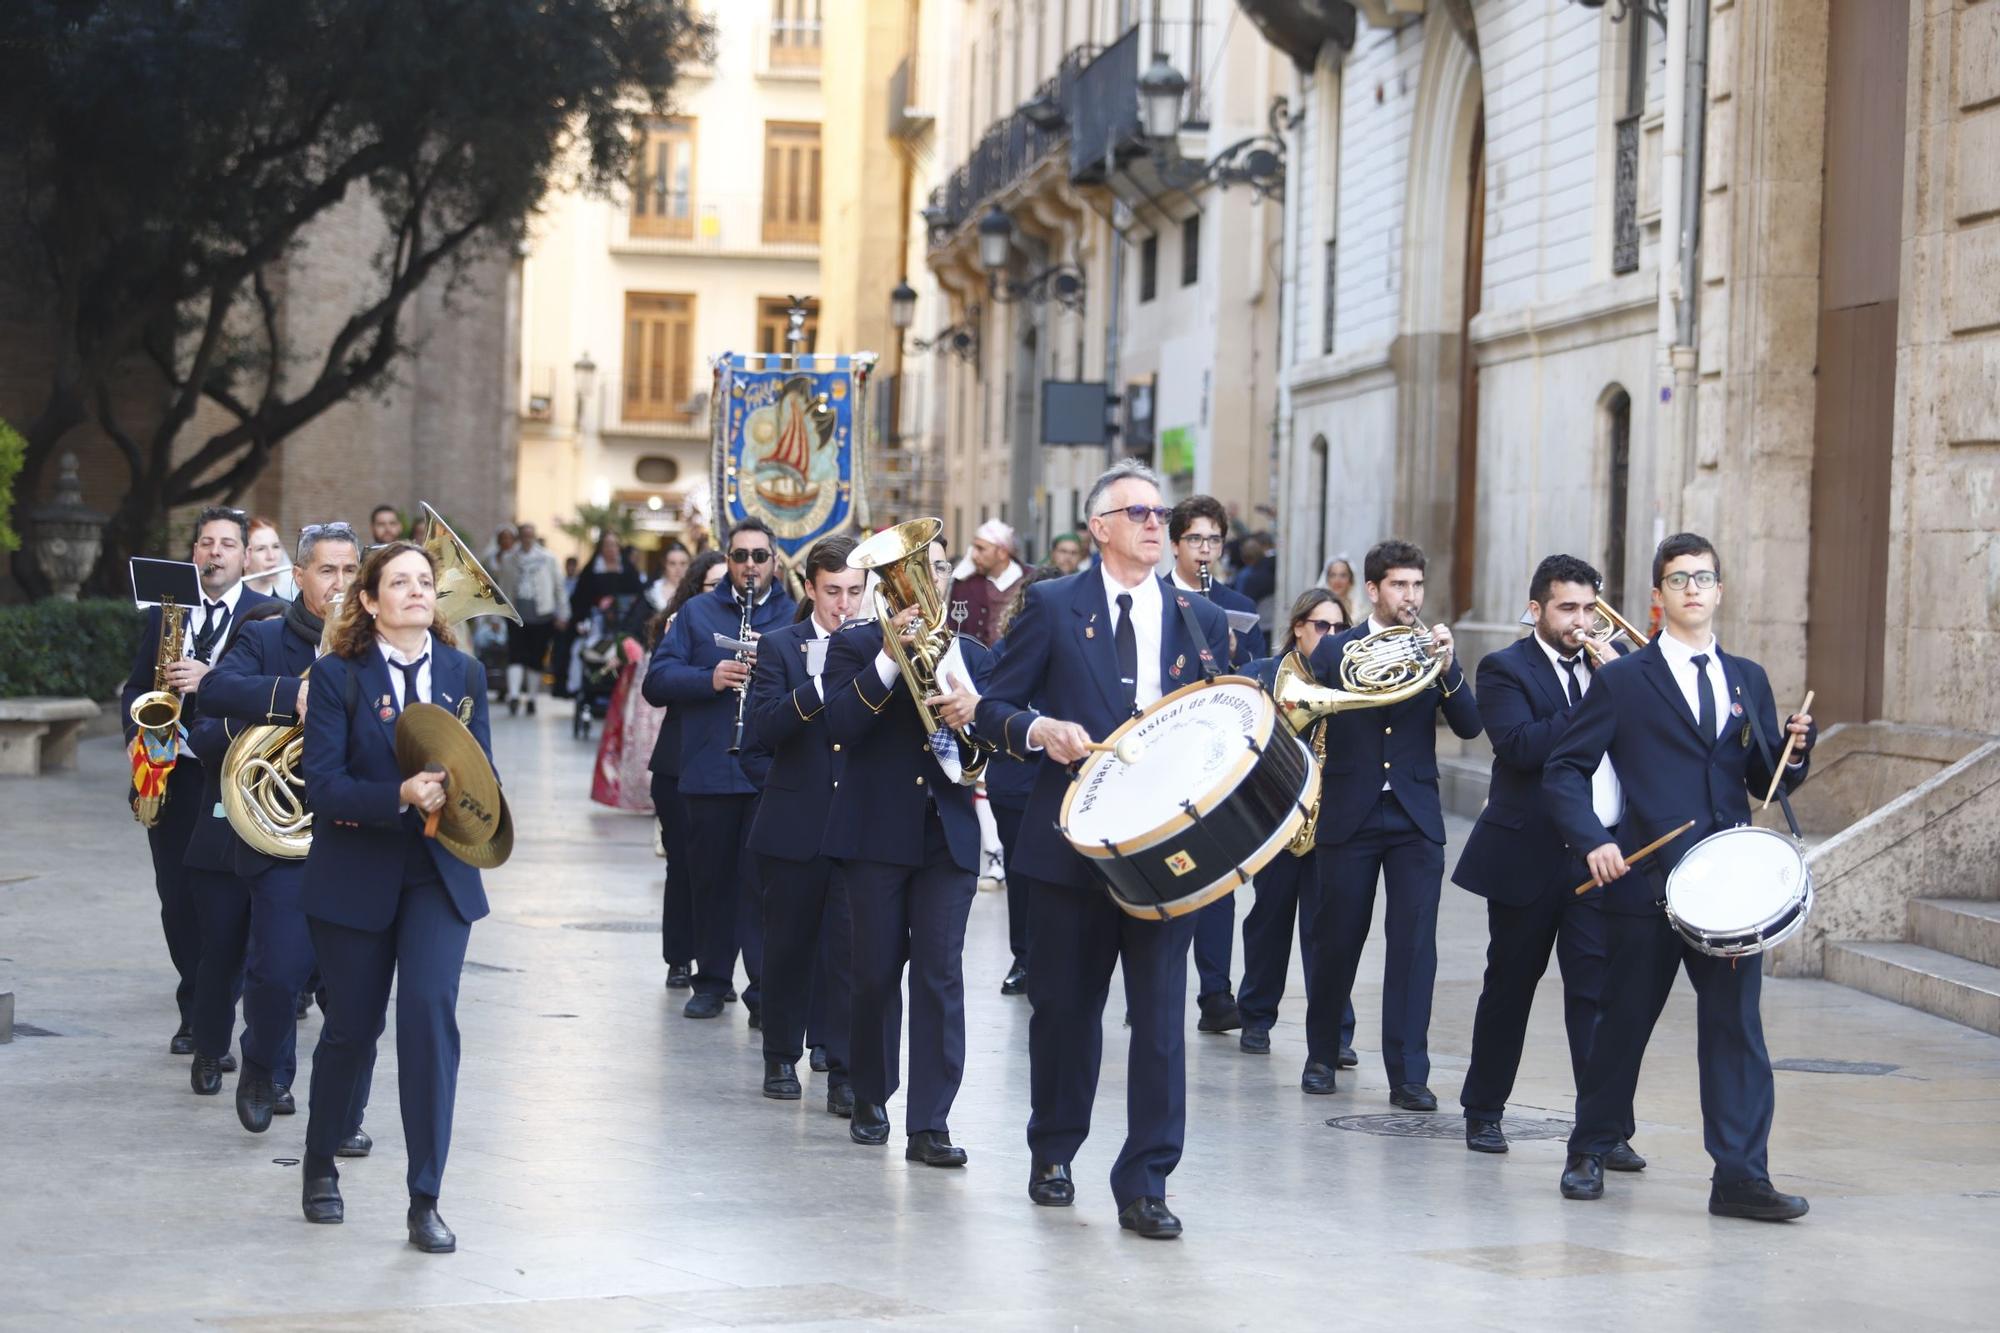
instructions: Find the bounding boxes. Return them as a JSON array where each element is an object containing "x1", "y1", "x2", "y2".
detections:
[
  {"x1": 1327, "y1": 1114, "x2": 1573, "y2": 1141},
  {"x1": 463, "y1": 961, "x2": 520, "y2": 974},
  {"x1": 563, "y1": 921, "x2": 658, "y2": 933},
  {"x1": 11, "y1": 1023, "x2": 61, "y2": 1038},
  {"x1": 1772, "y1": 1059, "x2": 1898, "y2": 1076}
]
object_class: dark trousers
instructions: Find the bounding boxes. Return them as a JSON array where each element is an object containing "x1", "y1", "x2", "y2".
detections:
[
  {"x1": 991, "y1": 799, "x2": 1030, "y2": 966},
  {"x1": 1239, "y1": 849, "x2": 1355, "y2": 1044},
  {"x1": 1306, "y1": 793, "x2": 1444, "y2": 1083},
  {"x1": 1191, "y1": 895, "x2": 1236, "y2": 1000},
  {"x1": 241, "y1": 863, "x2": 320, "y2": 1088},
  {"x1": 1022, "y1": 872, "x2": 1197, "y2": 1209},
  {"x1": 305, "y1": 875, "x2": 470, "y2": 1196},
  {"x1": 842, "y1": 817, "x2": 976, "y2": 1134},
  {"x1": 1570, "y1": 910, "x2": 1775, "y2": 1183},
  {"x1": 144, "y1": 762, "x2": 206, "y2": 1025},
  {"x1": 1460, "y1": 882, "x2": 1620, "y2": 1130},
  {"x1": 651, "y1": 772, "x2": 694, "y2": 965},
  {"x1": 759, "y1": 854, "x2": 851, "y2": 1088},
  {"x1": 682, "y1": 793, "x2": 762, "y2": 1005},
  {"x1": 189, "y1": 868, "x2": 250, "y2": 1061}
]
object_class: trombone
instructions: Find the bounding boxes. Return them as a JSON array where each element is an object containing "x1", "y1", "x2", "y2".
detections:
[{"x1": 1580, "y1": 599, "x2": 1649, "y2": 665}]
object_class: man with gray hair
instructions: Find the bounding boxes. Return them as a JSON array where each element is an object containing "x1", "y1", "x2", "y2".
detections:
[{"x1": 957, "y1": 456, "x2": 1232, "y2": 1240}]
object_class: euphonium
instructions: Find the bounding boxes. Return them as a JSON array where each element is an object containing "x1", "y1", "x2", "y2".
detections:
[
  {"x1": 848, "y1": 516, "x2": 990, "y2": 781},
  {"x1": 221, "y1": 504, "x2": 520, "y2": 859},
  {"x1": 129, "y1": 598, "x2": 191, "y2": 827}
]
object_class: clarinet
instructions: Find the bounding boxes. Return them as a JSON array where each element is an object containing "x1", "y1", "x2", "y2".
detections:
[
  {"x1": 1199, "y1": 560, "x2": 1213, "y2": 596},
  {"x1": 726, "y1": 572, "x2": 754, "y2": 755}
]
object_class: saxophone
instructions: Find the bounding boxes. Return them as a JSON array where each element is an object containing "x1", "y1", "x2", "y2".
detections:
[{"x1": 129, "y1": 598, "x2": 191, "y2": 827}]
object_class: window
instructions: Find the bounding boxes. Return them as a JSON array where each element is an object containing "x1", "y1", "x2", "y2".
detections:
[
  {"x1": 1139, "y1": 234, "x2": 1158, "y2": 302},
  {"x1": 769, "y1": 0, "x2": 822, "y2": 70},
  {"x1": 763, "y1": 122, "x2": 822, "y2": 244},
  {"x1": 630, "y1": 118, "x2": 695, "y2": 239},
  {"x1": 1322, "y1": 239, "x2": 1338, "y2": 354},
  {"x1": 623, "y1": 293, "x2": 697, "y2": 423},
  {"x1": 1181, "y1": 215, "x2": 1201, "y2": 287},
  {"x1": 755, "y1": 296, "x2": 819, "y2": 357},
  {"x1": 1604, "y1": 387, "x2": 1632, "y2": 599},
  {"x1": 1611, "y1": 19, "x2": 1647, "y2": 274}
]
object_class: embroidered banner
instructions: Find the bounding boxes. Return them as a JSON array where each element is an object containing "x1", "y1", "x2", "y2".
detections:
[{"x1": 710, "y1": 351, "x2": 875, "y2": 559}]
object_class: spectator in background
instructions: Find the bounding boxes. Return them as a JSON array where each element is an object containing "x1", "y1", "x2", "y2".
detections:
[
  {"x1": 1324, "y1": 556, "x2": 1359, "y2": 625},
  {"x1": 1048, "y1": 533, "x2": 1084, "y2": 574},
  {"x1": 948, "y1": 518, "x2": 1024, "y2": 646},
  {"x1": 482, "y1": 524, "x2": 518, "y2": 576},
  {"x1": 502, "y1": 522, "x2": 566, "y2": 716},
  {"x1": 243, "y1": 516, "x2": 297, "y2": 601},
  {"x1": 1233, "y1": 532, "x2": 1278, "y2": 608},
  {"x1": 369, "y1": 504, "x2": 403, "y2": 545}
]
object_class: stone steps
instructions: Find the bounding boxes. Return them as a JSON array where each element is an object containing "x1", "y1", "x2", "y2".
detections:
[
  {"x1": 1823, "y1": 940, "x2": 2000, "y2": 1037},
  {"x1": 1911, "y1": 898, "x2": 2000, "y2": 970}
]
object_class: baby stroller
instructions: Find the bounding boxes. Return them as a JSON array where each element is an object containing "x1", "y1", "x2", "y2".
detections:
[{"x1": 571, "y1": 600, "x2": 626, "y2": 739}]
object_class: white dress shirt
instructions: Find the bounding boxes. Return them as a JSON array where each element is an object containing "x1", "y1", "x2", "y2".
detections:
[
  {"x1": 806, "y1": 617, "x2": 831, "y2": 699},
  {"x1": 1104, "y1": 564, "x2": 1164, "y2": 710},
  {"x1": 187, "y1": 580, "x2": 246, "y2": 663},
  {"x1": 1655, "y1": 629, "x2": 1729, "y2": 739},
  {"x1": 1534, "y1": 633, "x2": 1625, "y2": 828},
  {"x1": 378, "y1": 635, "x2": 435, "y2": 710}
]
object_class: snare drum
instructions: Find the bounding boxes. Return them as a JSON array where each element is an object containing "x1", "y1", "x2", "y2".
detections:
[
  {"x1": 1059, "y1": 677, "x2": 1319, "y2": 921},
  {"x1": 1663, "y1": 825, "x2": 1813, "y2": 958}
]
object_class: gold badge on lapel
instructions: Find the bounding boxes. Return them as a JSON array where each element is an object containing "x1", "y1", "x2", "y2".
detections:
[
  {"x1": 1170, "y1": 653, "x2": 1186, "y2": 680},
  {"x1": 1740, "y1": 724, "x2": 1751, "y2": 748},
  {"x1": 1085, "y1": 626, "x2": 1096, "y2": 639},
  {"x1": 457, "y1": 695, "x2": 475, "y2": 724}
]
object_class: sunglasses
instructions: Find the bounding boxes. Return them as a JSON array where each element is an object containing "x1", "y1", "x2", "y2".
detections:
[
  {"x1": 729, "y1": 547, "x2": 773, "y2": 564},
  {"x1": 1104, "y1": 504, "x2": 1171, "y2": 526},
  {"x1": 1305, "y1": 617, "x2": 1343, "y2": 632},
  {"x1": 299, "y1": 522, "x2": 357, "y2": 540}
]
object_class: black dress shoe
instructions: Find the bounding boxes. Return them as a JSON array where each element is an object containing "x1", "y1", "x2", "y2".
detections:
[
  {"x1": 746, "y1": 1006, "x2": 762, "y2": 1031},
  {"x1": 295, "y1": 992, "x2": 312, "y2": 1020},
  {"x1": 1560, "y1": 1153, "x2": 1605, "y2": 1200},
  {"x1": 664, "y1": 963, "x2": 692, "y2": 990},
  {"x1": 1196, "y1": 992, "x2": 1243, "y2": 1034},
  {"x1": 1028, "y1": 1162, "x2": 1074, "y2": 1207},
  {"x1": 170, "y1": 1024, "x2": 195, "y2": 1055},
  {"x1": 236, "y1": 1073, "x2": 275, "y2": 1133},
  {"x1": 218, "y1": 1052, "x2": 237, "y2": 1073},
  {"x1": 273, "y1": 1084, "x2": 296, "y2": 1115},
  {"x1": 850, "y1": 1102, "x2": 891, "y2": 1146},
  {"x1": 1390, "y1": 1083, "x2": 1438, "y2": 1112},
  {"x1": 302, "y1": 1174, "x2": 343, "y2": 1224},
  {"x1": 1709, "y1": 1178, "x2": 1809, "y2": 1221},
  {"x1": 507, "y1": 696, "x2": 520, "y2": 717},
  {"x1": 1605, "y1": 1140, "x2": 1647, "y2": 1172},
  {"x1": 1337, "y1": 1045, "x2": 1359, "y2": 1069},
  {"x1": 724, "y1": 987, "x2": 738, "y2": 1003},
  {"x1": 809, "y1": 1045, "x2": 829, "y2": 1073},
  {"x1": 1117, "y1": 1196, "x2": 1182, "y2": 1239},
  {"x1": 1000, "y1": 962, "x2": 1028, "y2": 996},
  {"x1": 336, "y1": 1130, "x2": 372, "y2": 1158},
  {"x1": 826, "y1": 1082, "x2": 855, "y2": 1118},
  {"x1": 1239, "y1": 1026, "x2": 1271, "y2": 1054},
  {"x1": 190, "y1": 1055, "x2": 223, "y2": 1096},
  {"x1": 683, "y1": 993, "x2": 725, "y2": 1019},
  {"x1": 906, "y1": 1130, "x2": 967, "y2": 1168},
  {"x1": 1300, "y1": 1061, "x2": 1338, "y2": 1095},
  {"x1": 762, "y1": 1060, "x2": 802, "y2": 1100},
  {"x1": 1466, "y1": 1119, "x2": 1508, "y2": 1154},
  {"x1": 407, "y1": 1203, "x2": 456, "y2": 1252}
]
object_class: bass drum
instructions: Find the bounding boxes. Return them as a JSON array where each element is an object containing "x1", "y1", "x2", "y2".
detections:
[
  {"x1": 1059, "y1": 677, "x2": 1319, "y2": 921},
  {"x1": 1663, "y1": 825, "x2": 1812, "y2": 958}
]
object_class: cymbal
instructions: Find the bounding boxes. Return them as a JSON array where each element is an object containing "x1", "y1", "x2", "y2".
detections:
[
  {"x1": 438, "y1": 789, "x2": 514, "y2": 870},
  {"x1": 394, "y1": 703, "x2": 505, "y2": 854}
]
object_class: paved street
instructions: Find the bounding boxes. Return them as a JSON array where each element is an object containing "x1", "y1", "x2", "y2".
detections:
[{"x1": 3, "y1": 713, "x2": 1999, "y2": 1331}]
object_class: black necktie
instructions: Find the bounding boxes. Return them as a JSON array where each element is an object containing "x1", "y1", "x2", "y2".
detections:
[
  {"x1": 1114, "y1": 592, "x2": 1138, "y2": 716},
  {"x1": 1690, "y1": 653, "x2": 1717, "y2": 741},
  {"x1": 192, "y1": 599, "x2": 229, "y2": 661},
  {"x1": 395, "y1": 654, "x2": 430, "y2": 711},
  {"x1": 1559, "y1": 655, "x2": 1581, "y2": 709}
]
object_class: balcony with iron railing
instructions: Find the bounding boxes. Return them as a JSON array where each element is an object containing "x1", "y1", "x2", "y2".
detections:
[
  {"x1": 757, "y1": 19, "x2": 821, "y2": 79},
  {"x1": 928, "y1": 41, "x2": 1100, "y2": 241},
  {"x1": 613, "y1": 190, "x2": 819, "y2": 258}
]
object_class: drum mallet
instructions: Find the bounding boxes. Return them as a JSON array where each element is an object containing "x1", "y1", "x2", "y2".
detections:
[
  {"x1": 1761, "y1": 689, "x2": 1814, "y2": 809},
  {"x1": 1573, "y1": 820, "x2": 1696, "y2": 895},
  {"x1": 1083, "y1": 736, "x2": 1146, "y2": 764}
]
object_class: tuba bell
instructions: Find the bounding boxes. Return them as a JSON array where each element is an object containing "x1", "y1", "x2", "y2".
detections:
[{"x1": 220, "y1": 505, "x2": 520, "y2": 859}]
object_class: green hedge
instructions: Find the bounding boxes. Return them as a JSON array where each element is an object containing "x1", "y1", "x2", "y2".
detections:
[{"x1": 0, "y1": 598, "x2": 143, "y2": 699}]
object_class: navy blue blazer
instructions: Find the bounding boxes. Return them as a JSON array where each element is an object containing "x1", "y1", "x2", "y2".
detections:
[
  {"x1": 643, "y1": 582, "x2": 796, "y2": 797},
  {"x1": 971, "y1": 570, "x2": 1233, "y2": 889},
  {"x1": 1544, "y1": 637, "x2": 1813, "y2": 917},
  {"x1": 820, "y1": 622, "x2": 992, "y2": 873},
  {"x1": 195, "y1": 614, "x2": 324, "y2": 878},
  {"x1": 1174, "y1": 576, "x2": 1266, "y2": 668},
  {"x1": 300, "y1": 639, "x2": 493, "y2": 932},
  {"x1": 1307, "y1": 621, "x2": 1483, "y2": 846},
  {"x1": 121, "y1": 588, "x2": 282, "y2": 742},
  {"x1": 1452, "y1": 634, "x2": 1610, "y2": 907},
  {"x1": 979, "y1": 637, "x2": 1037, "y2": 807},
  {"x1": 743, "y1": 618, "x2": 846, "y2": 862}
]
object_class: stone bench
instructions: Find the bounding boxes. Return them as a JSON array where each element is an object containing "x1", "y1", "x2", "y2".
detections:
[{"x1": 0, "y1": 697, "x2": 102, "y2": 776}]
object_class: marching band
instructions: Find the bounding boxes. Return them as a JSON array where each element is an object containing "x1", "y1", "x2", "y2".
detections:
[{"x1": 119, "y1": 460, "x2": 1820, "y2": 1252}]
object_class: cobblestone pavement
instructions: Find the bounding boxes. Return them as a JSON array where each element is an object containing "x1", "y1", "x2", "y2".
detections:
[{"x1": 3, "y1": 712, "x2": 1998, "y2": 1330}]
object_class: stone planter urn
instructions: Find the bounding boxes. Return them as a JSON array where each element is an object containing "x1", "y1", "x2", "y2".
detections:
[{"x1": 26, "y1": 452, "x2": 107, "y2": 602}]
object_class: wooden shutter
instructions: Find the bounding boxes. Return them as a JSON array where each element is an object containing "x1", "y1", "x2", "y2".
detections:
[
  {"x1": 630, "y1": 119, "x2": 695, "y2": 240},
  {"x1": 762, "y1": 122, "x2": 821, "y2": 244},
  {"x1": 623, "y1": 293, "x2": 696, "y2": 422}
]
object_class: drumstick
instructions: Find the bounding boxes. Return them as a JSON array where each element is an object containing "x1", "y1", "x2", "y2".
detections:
[
  {"x1": 1572, "y1": 820, "x2": 1696, "y2": 895},
  {"x1": 1084, "y1": 736, "x2": 1145, "y2": 764},
  {"x1": 1761, "y1": 689, "x2": 1814, "y2": 809}
]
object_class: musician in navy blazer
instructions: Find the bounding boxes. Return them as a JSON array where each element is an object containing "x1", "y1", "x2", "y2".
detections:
[
  {"x1": 1451, "y1": 555, "x2": 1635, "y2": 1163},
  {"x1": 644, "y1": 518, "x2": 796, "y2": 1020},
  {"x1": 821, "y1": 530, "x2": 992, "y2": 1165},
  {"x1": 744, "y1": 537, "x2": 862, "y2": 1113},
  {"x1": 961, "y1": 460, "x2": 1232, "y2": 1240},
  {"x1": 1301, "y1": 540, "x2": 1482, "y2": 1107},
  {"x1": 1546, "y1": 533, "x2": 1816, "y2": 1222},
  {"x1": 296, "y1": 542, "x2": 495, "y2": 1253},
  {"x1": 647, "y1": 551, "x2": 726, "y2": 986},
  {"x1": 121, "y1": 506, "x2": 279, "y2": 1053}
]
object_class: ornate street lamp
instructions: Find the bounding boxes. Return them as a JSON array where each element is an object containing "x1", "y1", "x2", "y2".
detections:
[
  {"x1": 889, "y1": 280, "x2": 918, "y2": 332},
  {"x1": 975, "y1": 205, "x2": 1085, "y2": 311},
  {"x1": 1137, "y1": 56, "x2": 1293, "y2": 201}
]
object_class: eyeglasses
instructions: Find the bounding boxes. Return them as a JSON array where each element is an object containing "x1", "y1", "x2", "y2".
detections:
[
  {"x1": 930, "y1": 560, "x2": 954, "y2": 578},
  {"x1": 1180, "y1": 533, "x2": 1224, "y2": 549},
  {"x1": 1103, "y1": 504, "x2": 1171, "y2": 526},
  {"x1": 1661, "y1": 570, "x2": 1720, "y2": 591},
  {"x1": 729, "y1": 547, "x2": 773, "y2": 564}
]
